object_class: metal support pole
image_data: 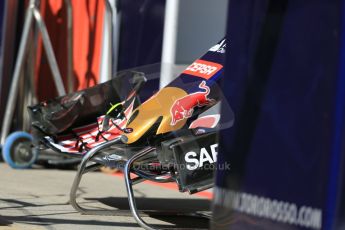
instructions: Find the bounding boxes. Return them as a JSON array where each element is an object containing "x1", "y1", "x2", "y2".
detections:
[
  {"x1": 100, "y1": 0, "x2": 113, "y2": 83},
  {"x1": 32, "y1": 7, "x2": 66, "y2": 96},
  {"x1": 160, "y1": 0, "x2": 180, "y2": 88}
]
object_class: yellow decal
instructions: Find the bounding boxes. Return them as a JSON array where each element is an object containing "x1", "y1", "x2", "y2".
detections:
[{"x1": 124, "y1": 87, "x2": 188, "y2": 144}]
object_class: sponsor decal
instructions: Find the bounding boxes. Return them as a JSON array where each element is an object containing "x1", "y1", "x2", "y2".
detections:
[
  {"x1": 183, "y1": 59, "x2": 223, "y2": 80},
  {"x1": 213, "y1": 187, "x2": 322, "y2": 230},
  {"x1": 209, "y1": 39, "x2": 226, "y2": 53},
  {"x1": 185, "y1": 143, "x2": 218, "y2": 170},
  {"x1": 189, "y1": 114, "x2": 221, "y2": 129},
  {"x1": 170, "y1": 81, "x2": 214, "y2": 126}
]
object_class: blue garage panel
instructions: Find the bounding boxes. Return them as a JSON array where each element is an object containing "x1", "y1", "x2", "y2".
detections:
[
  {"x1": 213, "y1": 0, "x2": 345, "y2": 229},
  {"x1": 117, "y1": 0, "x2": 166, "y2": 71}
]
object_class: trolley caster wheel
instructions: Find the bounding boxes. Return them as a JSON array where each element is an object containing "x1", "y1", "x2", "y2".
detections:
[{"x1": 2, "y1": 131, "x2": 38, "y2": 169}]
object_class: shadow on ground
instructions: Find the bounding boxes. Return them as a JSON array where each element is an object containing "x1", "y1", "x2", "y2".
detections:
[
  {"x1": 0, "y1": 197, "x2": 210, "y2": 229},
  {"x1": 87, "y1": 196, "x2": 211, "y2": 228},
  {"x1": 0, "y1": 215, "x2": 12, "y2": 226}
]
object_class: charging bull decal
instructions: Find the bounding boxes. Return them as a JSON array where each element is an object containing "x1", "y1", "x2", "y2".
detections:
[{"x1": 170, "y1": 81, "x2": 214, "y2": 126}]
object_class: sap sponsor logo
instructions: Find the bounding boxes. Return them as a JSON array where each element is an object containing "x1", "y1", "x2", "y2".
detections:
[
  {"x1": 183, "y1": 59, "x2": 223, "y2": 80},
  {"x1": 209, "y1": 39, "x2": 226, "y2": 53},
  {"x1": 185, "y1": 143, "x2": 218, "y2": 170}
]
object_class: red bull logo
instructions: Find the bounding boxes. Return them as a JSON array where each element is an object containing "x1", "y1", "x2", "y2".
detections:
[{"x1": 170, "y1": 81, "x2": 214, "y2": 126}]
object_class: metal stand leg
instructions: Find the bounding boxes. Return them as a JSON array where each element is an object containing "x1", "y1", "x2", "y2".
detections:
[
  {"x1": 124, "y1": 147, "x2": 157, "y2": 230},
  {"x1": 124, "y1": 147, "x2": 211, "y2": 230},
  {"x1": 69, "y1": 142, "x2": 170, "y2": 218},
  {"x1": 70, "y1": 137, "x2": 122, "y2": 215},
  {"x1": 69, "y1": 137, "x2": 146, "y2": 216},
  {"x1": 23, "y1": 15, "x2": 39, "y2": 131}
]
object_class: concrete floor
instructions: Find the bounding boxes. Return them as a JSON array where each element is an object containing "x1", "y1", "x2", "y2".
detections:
[{"x1": 0, "y1": 163, "x2": 211, "y2": 230}]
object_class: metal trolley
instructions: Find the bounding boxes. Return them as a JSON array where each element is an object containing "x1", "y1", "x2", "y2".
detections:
[
  {"x1": 69, "y1": 137, "x2": 214, "y2": 230},
  {"x1": 0, "y1": 0, "x2": 69, "y2": 168},
  {"x1": 1, "y1": 0, "x2": 120, "y2": 169}
]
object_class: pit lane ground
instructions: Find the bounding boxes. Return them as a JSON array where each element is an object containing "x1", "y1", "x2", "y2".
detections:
[{"x1": 0, "y1": 163, "x2": 211, "y2": 230}]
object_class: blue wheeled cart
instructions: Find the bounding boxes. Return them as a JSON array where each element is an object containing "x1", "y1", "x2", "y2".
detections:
[
  {"x1": 0, "y1": 0, "x2": 70, "y2": 168},
  {"x1": 1, "y1": 0, "x2": 121, "y2": 169}
]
